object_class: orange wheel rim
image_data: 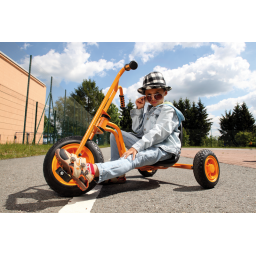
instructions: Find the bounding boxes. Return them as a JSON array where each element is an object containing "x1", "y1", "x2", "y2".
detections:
[
  {"x1": 51, "y1": 143, "x2": 94, "y2": 186},
  {"x1": 204, "y1": 156, "x2": 219, "y2": 182}
]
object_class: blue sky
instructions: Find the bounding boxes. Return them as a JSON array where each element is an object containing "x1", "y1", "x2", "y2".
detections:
[
  {"x1": 1, "y1": 42, "x2": 256, "y2": 135},
  {"x1": 1, "y1": 1, "x2": 256, "y2": 137}
]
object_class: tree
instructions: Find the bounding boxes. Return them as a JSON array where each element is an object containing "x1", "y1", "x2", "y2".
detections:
[
  {"x1": 107, "y1": 103, "x2": 120, "y2": 127},
  {"x1": 44, "y1": 115, "x2": 54, "y2": 133},
  {"x1": 70, "y1": 79, "x2": 105, "y2": 116},
  {"x1": 219, "y1": 102, "x2": 255, "y2": 146},
  {"x1": 70, "y1": 79, "x2": 121, "y2": 127},
  {"x1": 120, "y1": 99, "x2": 135, "y2": 132},
  {"x1": 195, "y1": 98, "x2": 212, "y2": 145},
  {"x1": 238, "y1": 102, "x2": 255, "y2": 131},
  {"x1": 173, "y1": 98, "x2": 212, "y2": 146},
  {"x1": 182, "y1": 127, "x2": 190, "y2": 146}
]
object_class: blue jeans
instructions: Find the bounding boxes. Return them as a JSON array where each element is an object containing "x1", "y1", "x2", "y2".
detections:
[{"x1": 95, "y1": 130, "x2": 173, "y2": 183}]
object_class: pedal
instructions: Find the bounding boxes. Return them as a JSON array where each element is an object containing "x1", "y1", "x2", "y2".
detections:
[{"x1": 56, "y1": 167, "x2": 72, "y2": 182}]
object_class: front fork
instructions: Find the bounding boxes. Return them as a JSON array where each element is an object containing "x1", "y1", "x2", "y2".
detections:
[
  {"x1": 75, "y1": 83, "x2": 127, "y2": 158},
  {"x1": 89, "y1": 110, "x2": 126, "y2": 158}
]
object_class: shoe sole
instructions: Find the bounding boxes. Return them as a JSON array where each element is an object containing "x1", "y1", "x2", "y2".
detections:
[{"x1": 55, "y1": 149, "x2": 88, "y2": 191}]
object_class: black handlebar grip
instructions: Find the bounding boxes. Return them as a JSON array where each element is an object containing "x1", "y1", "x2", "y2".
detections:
[
  {"x1": 124, "y1": 61, "x2": 138, "y2": 71},
  {"x1": 129, "y1": 61, "x2": 138, "y2": 70}
]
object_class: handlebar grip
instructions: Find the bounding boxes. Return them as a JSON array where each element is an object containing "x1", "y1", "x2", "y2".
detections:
[
  {"x1": 129, "y1": 61, "x2": 138, "y2": 70},
  {"x1": 124, "y1": 60, "x2": 138, "y2": 71}
]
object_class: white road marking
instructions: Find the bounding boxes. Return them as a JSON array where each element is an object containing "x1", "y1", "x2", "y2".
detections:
[{"x1": 58, "y1": 185, "x2": 102, "y2": 213}]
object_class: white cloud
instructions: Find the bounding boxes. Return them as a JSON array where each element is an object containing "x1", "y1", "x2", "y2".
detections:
[
  {"x1": 129, "y1": 42, "x2": 208, "y2": 63},
  {"x1": 206, "y1": 91, "x2": 256, "y2": 113},
  {"x1": 126, "y1": 77, "x2": 144, "y2": 101},
  {"x1": 207, "y1": 94, "x2": 256, "y2": 137},
  {"x1": 208, "y1": 114, "x2": 221, "y2": 136},
  {"x1": 87, "y1": 42, "x2": 99, "y2": 47},
  {"x1": 249, "y1": 106, "x2": 256, "y2": 118},
  {"x1": 206, "y1": 91, "x2": 256, "y2": 136},
  {"x1": 20, "y1": 43, "x2": 31, "y2": 50},
  {"x1": 126, "y1": 43, "x2": 256, "y2": 111},
  {"x1": 19, "y1": 42, "x2": 124, "y2": 85},
  {"x1": 211, "y1": 42, "x2": 245, "y2": 58}
]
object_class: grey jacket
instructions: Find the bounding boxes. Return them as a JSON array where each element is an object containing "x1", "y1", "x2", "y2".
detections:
[{"x1": 130, "y1": 102, "x2": 185, "y2": 155}]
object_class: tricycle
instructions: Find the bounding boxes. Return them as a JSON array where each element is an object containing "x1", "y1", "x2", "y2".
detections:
[{"x1": 43, "y1": 61, "x2": 220, "y2": 197}]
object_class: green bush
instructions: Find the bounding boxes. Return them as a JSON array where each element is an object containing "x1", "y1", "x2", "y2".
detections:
[
  {"x1": 235, "y1": 131, "x2": 254, "y2": 147},
  {"x1": 182, "y1": 128, "x2": 190, "y2": 146}
]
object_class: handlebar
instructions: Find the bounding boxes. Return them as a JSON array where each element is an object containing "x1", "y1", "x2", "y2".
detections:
[{"x1": 124, "y1": 60, "x2": 138, "y2": 71}]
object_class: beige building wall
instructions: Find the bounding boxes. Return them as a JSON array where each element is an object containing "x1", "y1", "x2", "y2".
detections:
[{"x1": 0, "y1": 51, "x2": 46, "y2": 144}]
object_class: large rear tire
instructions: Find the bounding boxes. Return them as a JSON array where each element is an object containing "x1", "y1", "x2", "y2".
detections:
[
  {"x1": 193, "y1": 149, "x2": 220, "y2": 189},
  {"x1": 43, "y1": 136, "x2": 104, "y2": 197}
]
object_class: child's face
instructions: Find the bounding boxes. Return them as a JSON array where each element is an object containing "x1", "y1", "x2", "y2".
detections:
[{"x1": 145, "y1": 88, "x2": 167, "y2": 107}]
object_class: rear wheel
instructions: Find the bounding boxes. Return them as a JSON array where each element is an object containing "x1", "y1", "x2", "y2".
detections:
[
  {"x1": 193, "y1": 149, "x2": 220, "y2": 189},
  {"x1": 43, "y1": 136, "x2": 104, "y2": 197},
  {"x1": 138, "y1": 169, "x2": 158, "y2": 177}
]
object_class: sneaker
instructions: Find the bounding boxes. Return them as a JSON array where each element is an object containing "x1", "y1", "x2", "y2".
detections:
[
  {"x1": 55, "y1": 148, "x2": 95, "y2": 191},
  {"x1": 100, "y1": 174, "x2": 126, "y2": 185}
]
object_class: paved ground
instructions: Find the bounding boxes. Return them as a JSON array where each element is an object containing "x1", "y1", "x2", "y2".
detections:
[
  {"x1": 0, "y1": 155, "x2": 71, "y2": 213},
  {"x1": 0, "y1": 147, "x2": 255, "y2": 213},
  {"x1": 181, "y1": 148, "x2": 256, "y2": 169}
]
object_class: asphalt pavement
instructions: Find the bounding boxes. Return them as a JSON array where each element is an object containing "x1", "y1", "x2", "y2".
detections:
[{"x1": 0, "y1": 147, "x2": 255, "y2": 213}]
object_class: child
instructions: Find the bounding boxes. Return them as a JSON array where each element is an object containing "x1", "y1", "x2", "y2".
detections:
[{"x1": 55, "y1": 71, "x2": 185, "y2": 191}]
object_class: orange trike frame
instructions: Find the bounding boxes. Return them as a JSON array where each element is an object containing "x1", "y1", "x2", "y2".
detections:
[{"x1": 74, "y1": 63, "x2": 193, "y2": 171}]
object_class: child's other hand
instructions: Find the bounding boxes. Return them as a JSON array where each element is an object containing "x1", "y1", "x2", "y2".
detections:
[
  {"x1": 135, "y1": 96, "x2": 146, "y2": 109},
  {"x1": 122, "y1": 147, "x2": 138, "y2": 161}
]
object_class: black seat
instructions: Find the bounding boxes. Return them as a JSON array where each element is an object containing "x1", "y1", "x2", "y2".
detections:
[{"x1": 151, "y1": 122, "x2": 183, "y2": 167}]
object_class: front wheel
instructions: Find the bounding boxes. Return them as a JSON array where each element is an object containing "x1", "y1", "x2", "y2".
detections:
[
  {"x1": 43, "y1": 136, "x2": 104, "y2": 197},
  {"x1": 193, "y1": 149, "x2": 220, "y2": 189}
]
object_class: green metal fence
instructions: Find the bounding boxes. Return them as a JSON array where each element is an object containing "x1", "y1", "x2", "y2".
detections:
[{"x1": 41, "y1": 81, "x2": 110, "y2": 146}]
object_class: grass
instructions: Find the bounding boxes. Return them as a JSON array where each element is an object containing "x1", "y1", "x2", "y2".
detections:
[
  {"x1": 0, "y1": 143, "x2": 53, "y2": 160},
  {"x1": 0, "y1": 143, "x2": 111, "y2": 160},
  {"x1": 1, "y1": 142, "x2": 253, "y2": 160}
]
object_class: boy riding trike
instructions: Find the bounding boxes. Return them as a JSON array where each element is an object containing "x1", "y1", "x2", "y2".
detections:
[{"x1": 43, "y1": 61, "x2": 220, "y2": 197}]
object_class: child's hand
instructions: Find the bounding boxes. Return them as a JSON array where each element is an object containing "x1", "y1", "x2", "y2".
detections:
[
  {"x1": 135, "y1": 96, "x2": 146, "y2": 109},
  {"x1": 122, "y1": 147, "x2": 138, "y2": 161}
]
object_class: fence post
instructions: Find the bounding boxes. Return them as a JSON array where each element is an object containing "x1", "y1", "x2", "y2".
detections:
[
  {"x1": 63, "y1": 89, "x2": 66, "y2": 138},
  {"x1": 47, "y1": 77, "x2": 53, "y2": 144},
  {"x1": 80, "y1": 106, "x2": 82, "y2": 135},
  {"x1": 67, "y1": 116, "x2": 69, "y2": 136},
  {"x1": 53, "y1": 110, "x2": 56, "y2": 144},
  {"x1": 73, "y1": 98, "x2": 75, "y2": 135},
  {"x1": 22, "y1": 55, "x2": 32, "y2": 144},
  {"x1": 33, "y1": 101, "x2": 38, "y2": 145}
]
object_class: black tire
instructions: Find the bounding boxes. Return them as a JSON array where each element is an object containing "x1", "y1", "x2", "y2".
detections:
[
  {"x1": 43, "y1": 136, "x2": 104, "y2": 197},
  {"x1": 193, "y1": 149, "x2": 220, "y2": 189},
  {"x1": 138, "y1": 169, "x2": 158, "y2": 177}
]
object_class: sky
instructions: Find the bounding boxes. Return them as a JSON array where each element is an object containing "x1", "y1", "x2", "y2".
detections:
[
  {"x1": 1, "y1": 1, "x2": 256, "y2": 137},
  {"x1": 1, "y1": 41, "x2": 256, "y2": 136}
]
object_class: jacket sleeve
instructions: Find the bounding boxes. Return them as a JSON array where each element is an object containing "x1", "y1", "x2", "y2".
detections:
[
  {"x1": 132, "y1": 106, "x2": 179, "y2": 152},
  {"x1": 130, "y1": 108, "x2": 144, "y2": 133}
]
